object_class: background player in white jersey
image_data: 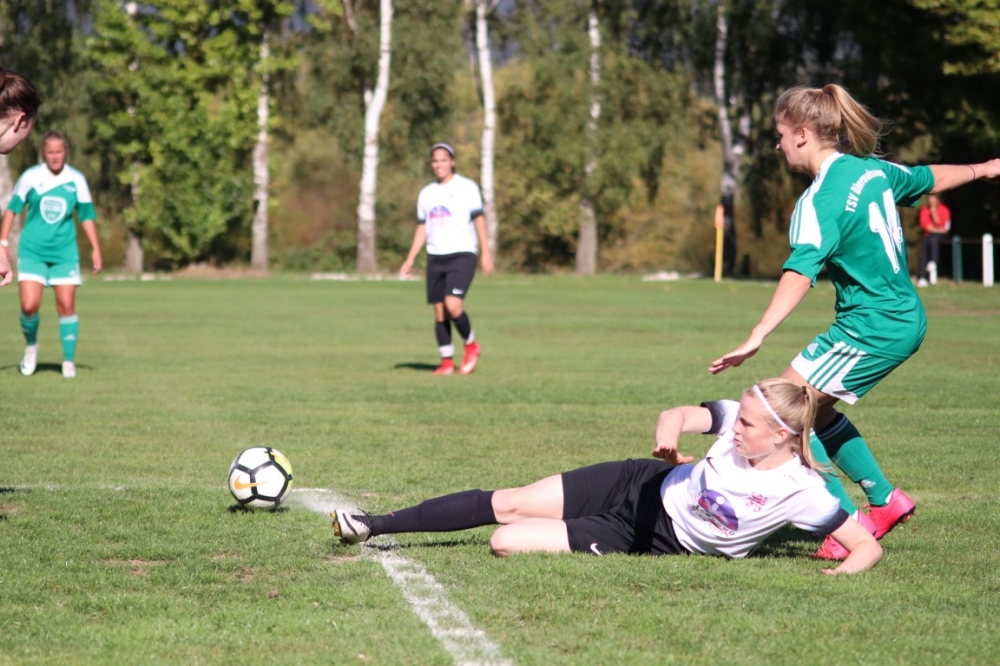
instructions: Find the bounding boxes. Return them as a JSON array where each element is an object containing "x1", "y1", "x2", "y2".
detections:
[
  {"x1": 0, "y1": 68, "x2": 43, "y2": 287},
  {"x1": 400, "y1": 142, "x2": 493, "y2": 375},
  {"x1": 1, "y1": 130, "x2": 103, "y2": 378},
  {"x1": 331, "y1": 378, "x2": 882, "y2": 575},
  {"x1": 710, "y1": 84, "x2": 1000, "y2": 559}
]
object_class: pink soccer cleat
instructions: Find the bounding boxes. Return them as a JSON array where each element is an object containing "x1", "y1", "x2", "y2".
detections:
[
  {"x1": 813, "y1": 512, "x2": 876, "y2": 561},
  {"x1": 433, "y1": 358, "x2": 456, "y2": 375},
  {"x1": 865, "y1": 488, "x2": 916, "y2": 539},
  {"x1": 459, "y1": 342, "x2": 481, "y2": 375}
]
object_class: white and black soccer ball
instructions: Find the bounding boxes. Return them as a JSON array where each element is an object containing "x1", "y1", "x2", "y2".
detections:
[{"x1": 228, "y1": 447, "x2": 294, "y2": 510}]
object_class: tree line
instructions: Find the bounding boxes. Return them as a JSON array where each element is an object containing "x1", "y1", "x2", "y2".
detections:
[{"x1": 1, "y1": 0, "x2": 997, "y2": 275}]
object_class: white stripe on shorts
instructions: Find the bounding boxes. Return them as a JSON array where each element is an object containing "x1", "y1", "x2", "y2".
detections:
[{"x1": 792, "y1": 340, "x2": 865, "y2": 404}]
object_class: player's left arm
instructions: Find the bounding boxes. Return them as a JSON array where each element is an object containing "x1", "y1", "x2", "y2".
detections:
[
  {"x1": 76, "y1": 175, "x2": 102, "y2": 274},
  {"x1": 929, "y1": 159, "x2": 1000, "y2": 194},
  {"x1": 80, "y1": 219, "x2": 102, "y2": 275},
  {"x1": 472, "y1": 213, "x2": 493, "y2": 276}
]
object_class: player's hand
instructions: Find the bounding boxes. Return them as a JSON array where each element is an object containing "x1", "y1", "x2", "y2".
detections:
[
  {"x1": 979, "y1": 158, "x2": 1000, "y2": 183},
  {"x1": 0, "y1": 248, "x2": 11, "y2": 286},
  {"x1": 652, "y1": 443, "x2": 694, "y2": 465},
  {"x1": 709, "y1": 335, "x2": 763, "y2": 374},
  {"x1": 652, "y1": 411, "x2": 694, "y2": 464},
  {"x1": 92, "y1": 249, "x2": 103, "y2": 275},
  {"x1": 399, "y1": 260, "x2": 413, "y2": 278},
  {"x1": 480, "y1": 255, "x2": 494, "y2": 277}
]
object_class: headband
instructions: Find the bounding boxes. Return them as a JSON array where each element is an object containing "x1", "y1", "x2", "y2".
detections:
[
  {"x1": 752, "y1": 385, "x2": 799, "y2": 435},
  {"x1": 430, "y1": 142, "x2": 455, "y2": 157}
]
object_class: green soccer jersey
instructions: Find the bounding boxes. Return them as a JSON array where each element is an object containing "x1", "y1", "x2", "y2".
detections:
[
  {"x1": 8, "y1": 163, "x2": 97, "y2": 264},
  {"x1": 783, "y1": 153, "x2": 935, "y2": 361}
]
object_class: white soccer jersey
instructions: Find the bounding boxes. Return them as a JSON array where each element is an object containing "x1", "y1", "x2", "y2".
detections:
[
  {"x1": 416, "y1": 174, "x2": 484, "y2": 256},
  {"x1": 660, "y1": 400, "x2": 845, "y2": 559}
]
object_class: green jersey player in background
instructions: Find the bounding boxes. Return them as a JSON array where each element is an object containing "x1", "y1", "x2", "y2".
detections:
[
  {"x1": 709, "y1": 83, "x2": 1000, "y2": 560},
  {"x1": 1, "y1": 130, "x2": 103, "y2": 379}
]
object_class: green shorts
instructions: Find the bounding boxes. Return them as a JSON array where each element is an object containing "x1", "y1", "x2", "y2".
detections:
[
  {"x1": 17, "y1": 256, "x2": 82, "y2": 286},
  {"x1": 790, "y1": 332, "x2": 910, "y2": 405}
]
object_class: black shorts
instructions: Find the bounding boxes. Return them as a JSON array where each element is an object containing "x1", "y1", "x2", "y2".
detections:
[
  {"x1": 561, "y1": 459, "x2": 688, "y2": 556},
  {"x1": 426, "y1": 252, "x2": 478, "y2": 304}
]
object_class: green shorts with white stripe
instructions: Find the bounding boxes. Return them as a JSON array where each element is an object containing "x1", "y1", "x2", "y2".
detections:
[{"x1": 790, "y1": 333, "x2": 908, "y2": 405}]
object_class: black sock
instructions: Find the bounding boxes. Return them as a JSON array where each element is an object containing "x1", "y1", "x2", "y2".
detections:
[
  {"x1": 452, "y1": 312, "x2": 472, "y2": 342},
  {"x1": 435, "y1": 319, "x2": 452, "y2": 351},
  {"x1": 369, "y1": 489, "x2": 496, "y2": 536}
]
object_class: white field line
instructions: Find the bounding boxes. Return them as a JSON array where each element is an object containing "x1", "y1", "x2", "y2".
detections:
[{"x1": 291, "y1": 488, "x2": 513, "y2": 666}]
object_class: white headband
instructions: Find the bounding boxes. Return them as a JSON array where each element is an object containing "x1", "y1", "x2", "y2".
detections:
[{"x1": 753, "y1": 385, "x2": 799, "y2": 435}]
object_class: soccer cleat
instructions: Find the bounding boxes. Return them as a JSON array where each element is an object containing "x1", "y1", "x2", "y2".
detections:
[
  {"x1": 331, "y1": 509, "x2": 371, "y2": 545},
  {"x1": 20, "y1": 344, "x2": 38, "y2": 376},
  {"x1": 433, "y1": 358, "x2": 455, "y2": 375},
  {"x1": 917, "y1": 278, "x2": 929, "y2": 288},
  {"x1": 813, "y1": 512, "x2": 876, "y2": 561},
  {"x1": 459, "y1": 341, "x2": 481, "y2": 375},
  {"x1": 865, "y1": 488, "x2": 916, "y2": 539},
  {"x1": 62, "y1": 361, "x2": 76, "y2": 378}
]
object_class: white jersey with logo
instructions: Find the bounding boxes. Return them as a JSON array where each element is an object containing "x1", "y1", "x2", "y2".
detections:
[
  {"x1": 416, "y1": 173, "x2": 484, "y2": 256},
  {"x1": 660, "y1": 400, "x2": 845, "y2": 559}
]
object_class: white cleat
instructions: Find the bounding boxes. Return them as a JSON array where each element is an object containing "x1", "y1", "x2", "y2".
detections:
[
  {"x1": 20, "y1": 344, "x2": 38, "y2": 376},
  {"x1": 331, "y1": 509, "x2": 371, "y2": 544},
  {"x1": 62, "y1": 361, "x2": 76, "y2": 378}
]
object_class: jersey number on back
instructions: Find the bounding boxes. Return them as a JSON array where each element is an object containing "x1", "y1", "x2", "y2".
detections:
[{"x1": 868, "y1": 190, "x2": 903, "y2": 274}]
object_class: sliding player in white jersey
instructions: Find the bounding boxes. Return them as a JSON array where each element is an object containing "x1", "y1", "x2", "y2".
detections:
[
  {"x1": 401, "y1": 142, "x2": 493, "y2": 375},
  {"x1": 1, "y1": 130, "x2": 103, "y2": 378},
  {"x1": 331, "y1": 378, "x2": 882, "y2": 575}
]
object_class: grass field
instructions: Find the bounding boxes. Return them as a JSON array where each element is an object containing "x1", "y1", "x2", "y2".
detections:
[{"x1": 1, "y1": 273, "x2": 998, "y2": 665}]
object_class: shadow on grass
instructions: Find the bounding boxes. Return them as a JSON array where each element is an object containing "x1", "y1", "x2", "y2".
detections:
[
  {"x1": 346, "y1": 536, "x2": 487, "y2": 554},
  {"x1": 226, "y1": 503, "x2": 291, "y2": 514},
  {"x1": 0, "y1": 363, "x2": 92, "y2": 375},
  {"x1": 393, "y1": 362, "x2": 439, "y2": 372},
  {"x1": 750, "y1": 525, "x2": 820, "y2": 559}
]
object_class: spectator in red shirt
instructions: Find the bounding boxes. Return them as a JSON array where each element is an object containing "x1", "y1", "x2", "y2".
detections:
[{"x1": 917, "y1": 194, "x2": 951, "y2": 286}]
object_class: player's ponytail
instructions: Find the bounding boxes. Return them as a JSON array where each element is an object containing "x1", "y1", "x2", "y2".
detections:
[
  {"x1": 0, "y1": 67, "x2": 42, "y2": 120},
  {"x1": 747, "y1": 379, "x2": 824, "y2": 472},
  {"x1": 775, "y1": 84, "x2": 889, "y2": 158}
]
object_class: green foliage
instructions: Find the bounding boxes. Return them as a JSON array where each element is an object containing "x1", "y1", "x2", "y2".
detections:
[
  {"x1": 912, "y1": 0, "x2": 1000, "y2": 75},
  {"x1": 495, "y1": 1, "x2": 690, "y2": 271},
  {"x1": 0, "y1": 0, "x2": 99, "y2": 173},
  {"x1": 85, "y1": 0, "x2": 296, "y2": 267}
]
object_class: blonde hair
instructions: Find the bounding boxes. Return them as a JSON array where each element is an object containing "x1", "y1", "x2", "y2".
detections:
[
  {"x1": 775, "y1": 84, "x2": 890, "y2": 157},
  {"x1": 744, "y1": 378, "x2": 822, "y2": 471}
]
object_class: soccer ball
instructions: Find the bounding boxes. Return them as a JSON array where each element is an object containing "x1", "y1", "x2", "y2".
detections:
[{"x1": 228, "y1": 447, "x2": 294, "y2": 510}]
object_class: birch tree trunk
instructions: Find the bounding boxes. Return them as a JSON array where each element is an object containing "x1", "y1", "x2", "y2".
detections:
[
  {"x1": 713, "y1": 1, "x2": 738, "y2": 276},
  {"x1": 575, "y1": 4, "x2": 601, "y2": 275},
  {"x1": 0, "y1": 154, "x2": 16, "y2": 258},
  {"x1": 475, "y1": 0, "x2": 499, "y2": 256},
  {"x1": 355, "y1": 0, "x2": 393, "y2": 274},
  {"x1": 251, "y1": 30, "x2": 271, "y2": 272},
  {"x1": 123, "y1": 0, "x2": 144, "y2": 274}
]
